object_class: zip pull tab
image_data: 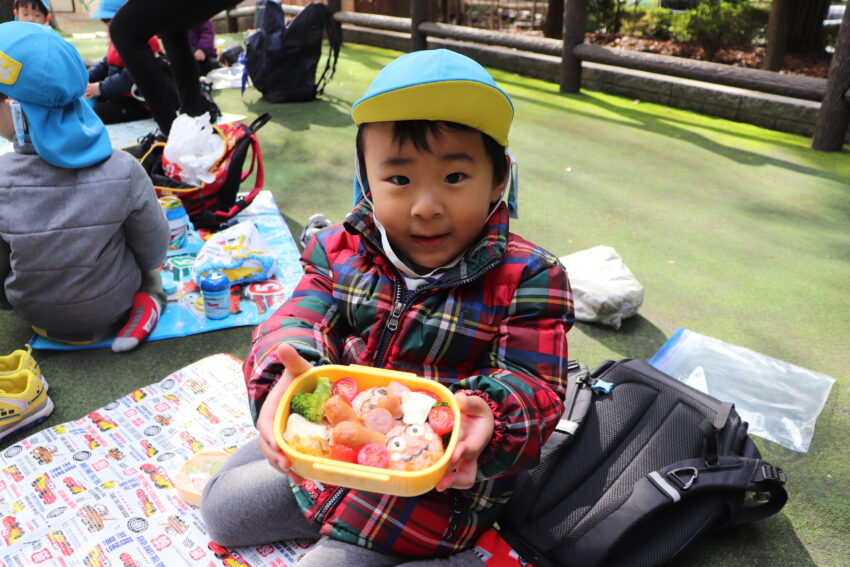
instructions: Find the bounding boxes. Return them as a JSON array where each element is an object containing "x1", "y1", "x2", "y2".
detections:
[{"x1": 386, "y1": 301, "x2": 405, "y2": 332}]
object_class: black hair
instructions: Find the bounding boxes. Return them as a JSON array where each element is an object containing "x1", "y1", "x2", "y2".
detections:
[
  {"x1": 0, "y1": 93, "x2": 7, "y2": 101},
  {"x1": 356, "y1": 120, "x2": 509, "y2": 194},
  {"x1": 14, "y1": 0, "x2": 49, "y2": 14}
]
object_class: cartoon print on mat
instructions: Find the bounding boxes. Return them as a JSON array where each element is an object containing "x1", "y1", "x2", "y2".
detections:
[
  {"x1": 30, "y1": 445, "x2": 60, "y2": 465},
  {"x1": 64, "y1": 476, "x2": 87, "y2": 494},
  {"x1": 140, "y1": 463, "x2": 174, "y2": 490},
  {"x1": 2, "y1": 515, "x2": 23, "y2": 545},
  {"x1": 47, "y1": 529, "x2": 75, "y2": 556},
  {"x1": 136, "y1": 488, "x2": 156, "y2": 517},
  {"x1": 32, "y1": 473, "x2": 57, "y2": 505},
  {"x1": 89, "y1": 411, "x2": 118, "y2": 431},
  {"x1": 77, "y1": 504, "x2": 113, "y2": 532},
  {"x1": 209, "y1": 541, "x2": 252, "y2": 567},
  {"x1": 3, "y1": 464, "x2": 24, "y2": 482}
]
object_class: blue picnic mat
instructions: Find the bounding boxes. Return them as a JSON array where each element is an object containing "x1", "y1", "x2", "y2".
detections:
[{"x1": 30, "y1": 191, "x2": 304, "y2": 351}]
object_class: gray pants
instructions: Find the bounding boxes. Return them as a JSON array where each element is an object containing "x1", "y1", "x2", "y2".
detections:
[{"x1": 200, "y1": 440, "x2": 484, "y2": 567}]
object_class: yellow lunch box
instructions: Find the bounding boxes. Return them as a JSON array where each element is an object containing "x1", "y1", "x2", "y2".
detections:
[{"x1": 273, "y1": 364, "x2": 461, "y2": 497}]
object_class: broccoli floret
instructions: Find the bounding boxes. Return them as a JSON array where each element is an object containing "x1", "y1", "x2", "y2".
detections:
[{"x1": 290, "y1": 376, "x2": 332, "y2": 423}]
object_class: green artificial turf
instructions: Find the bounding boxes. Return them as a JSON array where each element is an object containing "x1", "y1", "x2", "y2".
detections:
[{"x1": 1, "y1": 25, "x2": 848, "y2": 566}]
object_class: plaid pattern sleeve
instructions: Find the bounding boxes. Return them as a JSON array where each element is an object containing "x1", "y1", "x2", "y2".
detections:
[
  {"x1": 459, "y1": 243, "x2": 573, "y2": 479},
  {"x1": 243, "y1": 228, "x2": 348, "y2": 423}
]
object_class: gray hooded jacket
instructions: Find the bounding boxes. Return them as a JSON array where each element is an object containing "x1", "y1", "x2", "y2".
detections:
[{"x1": 0, "y1": 144, "x2": 168, "y2": 334}]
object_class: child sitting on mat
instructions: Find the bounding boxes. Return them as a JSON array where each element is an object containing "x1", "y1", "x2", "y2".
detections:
[
  {"x1": 201, "y1": 49, "x2": 574, "y2": 565},
  {"x1": 0, "y1": 22, "x2": 169, "y2": 353}
]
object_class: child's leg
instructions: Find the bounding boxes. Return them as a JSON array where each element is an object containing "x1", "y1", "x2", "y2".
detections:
[
  {"x1": 296, "y1": 537, "x2": 399, "y2": 567},
  {"x1": 396, "y1": 551, "x2": 485, "y2": 566},
  {"x1": 92, "y1": 97, "x2": 151, "y2": 125},
  {"x1": 200, "y1": 439, "x2": 320, "y2": 547},
  {"x1": 111, "y1": 270, "x2": 166, "y2": 353}
]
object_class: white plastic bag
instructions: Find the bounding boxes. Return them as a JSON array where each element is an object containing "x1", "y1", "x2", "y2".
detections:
[
  {"x1": 559, "y1": 246, "x2": 644, "y2": 329},
  {"x1": 163, "y1": 113, "x2": 224, "y2": 186},
  {"x1": 192, "y1": 222, "x2": 276, "y2": 286},
  {"x1": 649, "y1": 328, "x2": 836, "y2": 452}
]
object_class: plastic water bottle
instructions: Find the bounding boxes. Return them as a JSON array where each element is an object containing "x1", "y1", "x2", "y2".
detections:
[
  {"x1": 200, "y1": 271, "x2": 230, "y2": 320},
  {"x1": 158, "y1": 196, "x2": 189, "y2": 250}
]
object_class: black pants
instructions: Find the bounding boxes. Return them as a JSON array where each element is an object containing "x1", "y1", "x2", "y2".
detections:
[
  {"x1": 110, "y1": 0, "x2": 238, "y2": 134},
  {"x1": 92, "y1": 97, "x2": 151, "y2": 125}
]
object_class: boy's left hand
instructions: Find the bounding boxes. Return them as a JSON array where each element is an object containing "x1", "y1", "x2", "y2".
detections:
[{"x1": 436, "y1": 392, "x2": 494, "y2": 492}]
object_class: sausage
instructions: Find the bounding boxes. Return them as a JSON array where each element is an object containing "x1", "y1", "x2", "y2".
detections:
[
  {"x1": 376, "y1": 394, "x2": 403, "y2": 419},
  {"x1": 362, "y1": 408, "x2": 396, "y2": 433},
  {"x1": 332, "y1": 420, "x2": 387, "y2": 448},
  {"x1": 324, "y1": 395, "x2": 359, "y2": 426}
]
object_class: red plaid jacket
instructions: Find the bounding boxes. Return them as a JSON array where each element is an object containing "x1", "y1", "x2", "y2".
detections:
[{"x1": 244, "y1": 201, "x2": 574, "y2": 557}]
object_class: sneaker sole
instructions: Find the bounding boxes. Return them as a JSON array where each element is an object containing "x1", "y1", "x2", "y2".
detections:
[{"x1": 0, "y1": 396, "x2": 54, "y2": 441}]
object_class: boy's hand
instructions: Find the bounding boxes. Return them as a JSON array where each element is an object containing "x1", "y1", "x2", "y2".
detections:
[
  {"x1": 256, "y1": 343, "x2": 313, "y2": 483},
  {"x1": 436, "y1": 392, "x2": 494, "y2": 492},
  {"x1": 194, "y1": 49, "x2": 206, "y2": 61}
]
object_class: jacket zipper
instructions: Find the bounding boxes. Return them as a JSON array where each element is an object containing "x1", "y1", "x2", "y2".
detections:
[{"x1": 373, "y1": 258, "x2": 501, "y2": 368}]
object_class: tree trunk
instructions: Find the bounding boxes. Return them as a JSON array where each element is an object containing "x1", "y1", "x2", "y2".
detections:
[
  {"x1": 811, "y1": 5, "x2": 850, "y2": 151},
  {"x1": 1, "y1": 0, "x2": 14, "y2": 23},
  {"x1": 763, "y1": 0, "x2": 791, "y2": 71},
  {"x1": 544, "y1": 0, "x2": 564, "y2": 39},
  {"x1": 786, "y1": 0, "x2": 830, "y2": 54}
]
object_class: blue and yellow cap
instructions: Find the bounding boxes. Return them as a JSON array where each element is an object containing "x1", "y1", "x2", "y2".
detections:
[
  {"x1": 351, "y1": 49, "x2": 514, "y2": 148},
  {"x1": 0, "y1": 22, "x2": 111, "y2": 168},
  {"x1": 90, "y1": 0, "x2": 126, "y2": 19}
]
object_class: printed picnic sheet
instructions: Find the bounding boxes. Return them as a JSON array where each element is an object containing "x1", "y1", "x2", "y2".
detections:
[
  {"x1": 0, "y1": 353, "x2": 317, "y2": 566},
  {"x1": 30, "y1": 190, "x2": 304, "y2": 351}
]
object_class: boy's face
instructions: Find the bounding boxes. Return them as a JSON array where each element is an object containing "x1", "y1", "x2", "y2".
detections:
[
  {"x1": 15, "y1": 5, "x2": 49, "y2": 24},
  {"x1": 363, "y1": 121, "x2": 506, "y2": 272},
  {"x1": 0, "y1": 99, "x2": 14, "y2": 142}
]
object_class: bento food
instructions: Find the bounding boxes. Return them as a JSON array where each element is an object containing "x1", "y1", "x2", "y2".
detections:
[{"x1": 282, "y1": 377, "x2": 454, "y2": 472}]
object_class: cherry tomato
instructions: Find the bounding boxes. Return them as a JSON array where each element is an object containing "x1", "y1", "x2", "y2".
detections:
[
  {"x1": 332, "y1": 378, "x2": 359, "y2": 403},
  {"x1": 412, "y1": 389, "x2": 440, "y2": 404},
  {"x1": 330, "y1": 443, "x2": 358, "y2": 463},
  {"x1": 428, "y1": 405, "x2": 455, "y2": 436},
  {"x1": 357, "y1": 443, "x2": 389, "y2": 468}
]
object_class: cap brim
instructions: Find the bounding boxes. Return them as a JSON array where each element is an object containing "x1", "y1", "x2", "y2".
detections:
[
  {"x1": 22, "y1": 98, "x2": 112, "y2": 168},
  {"x1": 351, "y1": 80, "x2": 513, "y2": 148}
]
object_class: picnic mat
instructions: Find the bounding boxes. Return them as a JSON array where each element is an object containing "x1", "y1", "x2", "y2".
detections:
[
  {"x1": 30, "y1": 190, "x2": 304, "y2": 351},
  {"x1": 0, "y1": 353, "x2": 317, "y2": 566}
]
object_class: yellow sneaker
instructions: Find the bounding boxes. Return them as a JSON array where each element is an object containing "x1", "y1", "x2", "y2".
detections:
[
  {"x1": 0, "y1": 345, "x2": 47, "y2": 390},
  {"x1": 0, "y1": 368, "x2": 54, "y2": 441}
]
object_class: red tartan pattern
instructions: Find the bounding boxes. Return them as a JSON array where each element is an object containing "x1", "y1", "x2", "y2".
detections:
[{"x1": 244, "y1": 201, "x2": 574, "y2": 557}]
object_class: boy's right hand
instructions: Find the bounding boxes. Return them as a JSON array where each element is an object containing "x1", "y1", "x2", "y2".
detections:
[{"x1": 256, "y1": 343, "x2": 313, "y2": 482}]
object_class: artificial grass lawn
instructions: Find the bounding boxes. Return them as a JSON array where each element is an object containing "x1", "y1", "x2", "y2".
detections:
[{"x1": 2, "y1": 27, "x2": 848, "y2": 566}]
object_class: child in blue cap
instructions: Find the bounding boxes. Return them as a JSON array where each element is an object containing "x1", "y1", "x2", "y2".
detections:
[
  {"x1": 13, "y1": 0, "x2": 51, "y2": 26},
  {"x1": 201, "y1": 49, "x2": 573, "y2": 566},
  {"x1": 0, "y1": 22, "x2": 170, "y2": 353}
]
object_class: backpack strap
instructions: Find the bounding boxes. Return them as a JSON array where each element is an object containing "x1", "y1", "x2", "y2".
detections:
[
  {"x1": 314, "y1": 3, "x2": 340, "y2": 96},
  {"x1": 567, "y1": 455, "x2": 787, "y2": 567},
  {"x1": 200, "y1": 113, "x2": 272, "y2": 227}
]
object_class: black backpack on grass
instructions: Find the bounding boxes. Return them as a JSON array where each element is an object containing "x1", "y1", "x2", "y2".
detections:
[
  {"x1": 497, "y1": 359, "x2": 788, "y2": 567},
  {"x1": 246, "y1": 0, "x2": 340, "y2": 102}
]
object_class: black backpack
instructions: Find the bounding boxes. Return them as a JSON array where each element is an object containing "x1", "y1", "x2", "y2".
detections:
[
  {"x1": 497, "y1": 359, "x2": 788, "y2": 567},
  {"x1": 246, "y1": 0, "x2": 340, "y2": 103}
]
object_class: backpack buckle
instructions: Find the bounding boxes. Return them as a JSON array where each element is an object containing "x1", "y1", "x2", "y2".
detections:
[
  {"x1": 667, "y1": 467, "x2": 699, "y2": 490},
  {"x1": 590, "y1": 379, "x2": 615, "y2": 394},
  {"x1": 756, "y1": 464, "x2": 786, "y2": 485}
]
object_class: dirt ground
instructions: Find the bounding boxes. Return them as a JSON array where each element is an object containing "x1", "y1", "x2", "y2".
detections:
[{"x1": 584, "y1": 32, "x2": 833, "y2": 78}]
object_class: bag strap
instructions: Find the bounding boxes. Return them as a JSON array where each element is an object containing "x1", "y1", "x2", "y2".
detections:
[
  {"x1": 567, "y1": 455, "x2": 787, "y2": 567},
  {"x1": 200, "y1": 113, "x2": 271, "y2": 227},
  {"x1": 315, "y1": 3, "x2": 340, "y2": 96}
]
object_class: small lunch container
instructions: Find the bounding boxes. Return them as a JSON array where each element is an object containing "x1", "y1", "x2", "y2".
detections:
[
  {"x1": 174, "y1": 450, "x2": 231, "y2": 507},
  {"x1": 273, "y1": 365, "x2": 461, "y2": 497}
]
